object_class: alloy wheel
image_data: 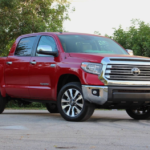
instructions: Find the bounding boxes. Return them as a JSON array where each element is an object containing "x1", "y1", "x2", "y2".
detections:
[
  {"x1": 61, "y1": 88, "x2": 84, "y2": 117},
  {"x1": 132, "y1": 107, "x2": 149, "y2": 115}
]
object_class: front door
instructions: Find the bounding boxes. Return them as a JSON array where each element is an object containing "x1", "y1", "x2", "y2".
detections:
[
  {"x1": 29, "y1": 36, "x2": 58, "y2": 100},
  {"x1": 4, "y1": 36, "x2": 37, "y2": 98}
]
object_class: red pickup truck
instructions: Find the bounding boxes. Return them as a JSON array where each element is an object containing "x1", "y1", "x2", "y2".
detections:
[{"x1": 0, "y1": 32, "x2": 150, "y2": 121}]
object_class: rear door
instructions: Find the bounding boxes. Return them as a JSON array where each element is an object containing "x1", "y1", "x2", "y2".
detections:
[
  {"x1": 29, "y1": 35, "x2": 58, "y2": 100},
  {"x1": 4, "y1": 36, "x2": 37, "y2": 98}
]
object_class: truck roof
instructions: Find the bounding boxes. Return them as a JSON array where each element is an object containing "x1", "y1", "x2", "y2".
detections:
[{"x1": 18, "y1": 32, "x2": 106, "y2": 38}]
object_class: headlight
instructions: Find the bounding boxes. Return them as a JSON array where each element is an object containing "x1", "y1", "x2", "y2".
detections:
[{"x1": 81, "y1": 62, "x2": 103, "y2": 75}]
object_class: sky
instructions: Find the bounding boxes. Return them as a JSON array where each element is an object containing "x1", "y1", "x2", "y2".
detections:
[{"x1": 63, "y1": 0, "x2": 150, "y2": 36}]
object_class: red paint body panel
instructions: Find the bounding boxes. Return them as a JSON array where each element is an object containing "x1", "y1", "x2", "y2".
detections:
[
  {"x1": 0, "y1": 57, "x2": 7, "y2": 97},
  {"x1": 5, "y1": 56, "x2": 30, "y2": 85},
  {"x1": 0, "y1": 32, "x2": 147, "y2": 101},
  {"x1": 4, "y1": 54, "x2": 31, "y2": 98},
  {"x1": 29, "y1": 56, "x2": 58, "y2": 100}
]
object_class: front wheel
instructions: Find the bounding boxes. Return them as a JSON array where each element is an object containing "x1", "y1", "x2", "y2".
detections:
[
  {"x1": 126, "y1": 106, "x2": 150, "y2": 120},
  {"x1": 57, "y1": 82, "x2": 95, "y2": 121}
]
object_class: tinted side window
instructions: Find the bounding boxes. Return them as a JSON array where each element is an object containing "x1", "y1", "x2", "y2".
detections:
[
  {"x1": 15, "y1": 37, "x2": 36, "y2": 56},
  {"x1": 36, "y1": 36, "x2": 57, "y2": 56}
]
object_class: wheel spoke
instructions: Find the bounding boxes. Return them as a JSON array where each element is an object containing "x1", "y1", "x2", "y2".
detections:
[
  {"x1": 133, "y1": 107, "x2": 150, "y2": 115},
  {"x1": 64, "y1": 91, "x2": 71, "y2": 100},
  {"x1": 62, "y1": 104, "x2": 70, "y2": 110},
  {"x1": 137, "y1": 110, "x2": 141, "y2": 115},
  {"x1": 74, "y1": 106, "x2": 81, "y2": 114},
  {"x1": 76, "y1": 103, "x2": 83, "y2": 108},
  {"x1": 62, "y1": 99, "x2": 69, "y2": 103},
  {"x1": 71, "y1": 106, "x2": 75, "y2": 117},
  {"x1": 75, "y1": 95, "x2": 82, "y2": 102},
  {"x1": 66, "y1": 106, "x2": 71, "y2": 116},
  {"x1": 141, "y1": 111, "x2": 143, "y2": 114},
  {"x1": 69, "y1": 89, "x2": 73, "y2": 99},
  {"x1": 73, "y1": 90, "x2": 79, "y2": 99}
]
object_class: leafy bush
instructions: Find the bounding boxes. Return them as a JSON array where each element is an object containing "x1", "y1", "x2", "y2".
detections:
[{"x1": 111, "y1": 19, "x2": 150, "y2": 57}]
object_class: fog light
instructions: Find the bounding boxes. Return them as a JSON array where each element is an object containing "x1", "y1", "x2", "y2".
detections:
[{"x1": 92, "y1": 89, "x2": 99, "y2": 96}]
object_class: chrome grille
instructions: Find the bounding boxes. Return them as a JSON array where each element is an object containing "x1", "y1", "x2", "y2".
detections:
[{"x1": 105, "y1": 64, "x2": 150, "y2": 81}]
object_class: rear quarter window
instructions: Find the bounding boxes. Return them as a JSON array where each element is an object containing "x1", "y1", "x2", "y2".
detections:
[{"x1": 15, "y1": 37, "x2": 36, "y2": 56}]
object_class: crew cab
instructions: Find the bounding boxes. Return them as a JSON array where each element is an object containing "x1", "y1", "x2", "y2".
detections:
[{"x1": 0, "y1": 32, "x2": 150, "y2": 121}]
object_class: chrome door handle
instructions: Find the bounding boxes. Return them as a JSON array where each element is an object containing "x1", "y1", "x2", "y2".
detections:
[
  {"x1": 30, "y1": 61, "x2": 36, "y2": 65},
  {"x1": 6, "y1": 62, "x2": 12, "y2": 65},
  {"x1": 50, "y1": 64, "x2": 56, "y2": 68}
]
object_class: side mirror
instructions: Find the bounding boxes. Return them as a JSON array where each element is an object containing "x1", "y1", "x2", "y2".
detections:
[
  {"x1": 126, "y1": 49, "x2": 134, "y2": 56},
  {"x1": 37, "y1": 45, "x2": 58, "y2": 57}
]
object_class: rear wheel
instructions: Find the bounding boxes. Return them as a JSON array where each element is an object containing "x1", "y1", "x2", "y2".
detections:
[
  {"x1": 57, "y1": 82, "x2": 95, "y2": 121},
  {"x1": 0, "y1": 94, "x2": 6, "y2": 114},
  {"x1": 126, "y1": 106, "x2": 150, "y2": 120},
  {"x1": 46, "y1": 103, "x2": 59, "y2": 113}
]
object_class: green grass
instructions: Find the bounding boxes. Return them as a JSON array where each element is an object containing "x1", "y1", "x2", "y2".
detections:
[
  {"x1": 6, "y1": 107, "x2": 46, "y2": 110},
  {"x1": 6, "y1": 101, "x2": 46, "y2": 110}
]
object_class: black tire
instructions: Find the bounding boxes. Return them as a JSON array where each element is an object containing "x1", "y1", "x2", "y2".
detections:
[
  {"x1": 46, "y1": 103, "x2": 59, "y2": 113},
  {"x1": 126, "y1": 107, "x2": 150, "y2": 120},
  {"x1": 0, "y1": 94, "x2": 6, "y2": 114},
  {"x1": 57, "y1": 82, "x2": 95, "y2": 121}
]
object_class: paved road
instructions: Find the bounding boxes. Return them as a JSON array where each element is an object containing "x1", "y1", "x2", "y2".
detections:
[{"x1": 0, "y1": 110, "x2": 150, "y2": 150}]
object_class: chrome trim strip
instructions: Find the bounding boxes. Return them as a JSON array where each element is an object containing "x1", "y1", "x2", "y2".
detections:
[
  {"x1": 30, "y1": 61, "x2": 36, "y2": 65},
  {"x1": 50, "y1": 64, "x2": 56, "y2": 67},
  {"x1": 99, "y1": 57, "x2": 150, "y2": 86},
  {"x1": 82, "y1": 85, "x2": 108, "y2": 105},
  {"x1": 6, "y1": 62, "x2": 12, "y2": 65},
  {"x1": 107, "y1": 64, "x2": 150, "y2": 68},
  {"x1": 105, "y1": 70, "x2": 111, "y2": 73},
  {"x1": 106, "y1": 70, "x2": 150, "y2": 74},
  {"x1": 99, "y1": 80, "x2": 150, "y2": 86}
]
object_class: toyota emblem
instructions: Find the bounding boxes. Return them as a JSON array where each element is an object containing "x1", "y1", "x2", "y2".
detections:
[{"x1": 131, "y1": 67, "x2": 140, "y2": 76}]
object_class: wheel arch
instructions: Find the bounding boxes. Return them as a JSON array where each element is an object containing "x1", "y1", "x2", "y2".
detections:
[{"x1": 57, "y1": 73, "x2": 81, "y2": 96}]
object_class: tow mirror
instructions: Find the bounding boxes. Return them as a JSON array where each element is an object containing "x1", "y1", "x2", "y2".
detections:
[
  {"x1": 126, "y1": 49, "x2": 134, "y2": 56},
  {"x1": 37, "y1": 45, "x2": 58, "y2": 57}
]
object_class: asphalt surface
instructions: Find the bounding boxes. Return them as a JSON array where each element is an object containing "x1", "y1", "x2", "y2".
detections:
[{"x1": 0, "y1": 110, "x2": 150, "y2": 150}]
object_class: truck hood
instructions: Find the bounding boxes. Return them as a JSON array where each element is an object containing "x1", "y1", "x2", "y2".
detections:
[{"x1": 69, "y1": 53, "x2": 150, "y2": 63}]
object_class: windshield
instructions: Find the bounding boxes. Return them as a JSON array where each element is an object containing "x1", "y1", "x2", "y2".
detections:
[{"x1": 58, "y1": 35, "x2": 128, "y2": 55}]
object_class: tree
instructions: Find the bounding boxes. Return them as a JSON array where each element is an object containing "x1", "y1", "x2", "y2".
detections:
[
  {"x1": 0, "y1": 0, "x2": 73, "y2": 56},
  {"x1": 94, "y1": 31, "x2": 101, "y2": 35},
  {"x1": 94, "y1": 31, "x2": 111, "y2": 38},
  {"x1": 111, "y1": 19, "x2": 150, "y2": 57}
]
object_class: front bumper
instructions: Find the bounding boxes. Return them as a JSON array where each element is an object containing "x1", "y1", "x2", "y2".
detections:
[
  {"x1": 82, "y1": 85, "x2": 108, "y2": 105},
  {"x1": 82, "y1": 85, "x2": 150, "y2": 107}
]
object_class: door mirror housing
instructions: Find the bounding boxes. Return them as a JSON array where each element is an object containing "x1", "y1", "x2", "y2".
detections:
[
  {"x1": 37, "y1": 45, "x2": 58, "y2": 57},
  {"x1": 126, "y1": 49, "x2": 134, "y2": 56}
]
